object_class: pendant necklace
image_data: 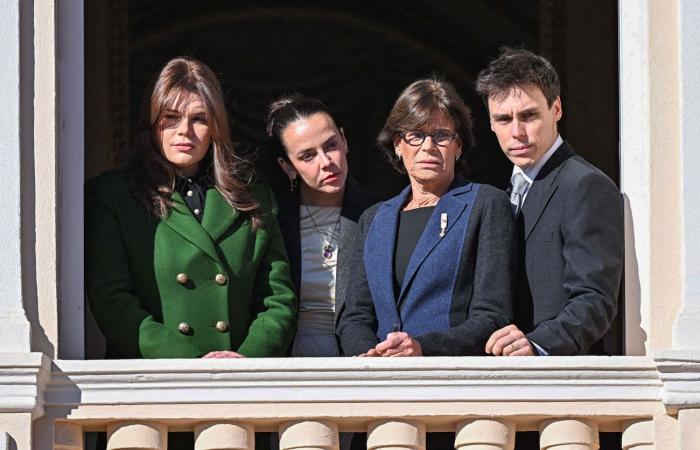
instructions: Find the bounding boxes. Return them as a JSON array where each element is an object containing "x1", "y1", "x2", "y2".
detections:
[{"x1": 303, "y1": 205, "x2": 341, "y2": 260}]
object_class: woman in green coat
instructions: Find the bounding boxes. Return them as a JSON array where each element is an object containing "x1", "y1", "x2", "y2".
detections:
[{"x1": 85, "y1": 57, "x2": 297, "y2": 359}]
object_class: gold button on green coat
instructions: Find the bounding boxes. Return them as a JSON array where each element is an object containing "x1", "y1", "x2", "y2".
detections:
[
  {"x1": 178, "y1": 322, "x2": 191, "y2": 334},
  {"x1": 215, "y1": 321, "x2": 229, "y2": 332},
  {"x1": 176, "y1": 273, "x2": 189, "y2": 284},
  {"x1": 214, "y1": 273, "x2": 227, "y2": 285},
  {"x1": 85, "y1": 169, "x2": 298, "y2": 359}
]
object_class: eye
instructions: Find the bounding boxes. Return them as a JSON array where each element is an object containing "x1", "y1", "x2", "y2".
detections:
[
  {"x1": 404, "y1": 131, "x2": 426, "y2": 145},
  {"x1": 324, "y1": 139, "x2": 339, "y2": 151},
  {"x1": 433, "y1": 130, "x2": 454, "y2": 144},
  {"x1": 161, "y1": 114, "x2": 181, "y2": 127},
  {"x1": 521, "y1": 111, "x2": 537, "y2": 121},
  {"x1": 300, "y1": 151, "x2": 316, "y2": 162},
  {"x1": 192, "y1": 115, "x2": 208, "y2": 124}
]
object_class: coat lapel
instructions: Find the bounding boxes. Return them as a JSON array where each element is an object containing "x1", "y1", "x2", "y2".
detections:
[
  {"x1": 161, "y1": 192, "x2": 222, "y2": 263},
  {"x1": 522, "y1": 143, "x2": 573, "y2": 240},
  {"x1": 365, "y1": 186, "x2": 410, "y2": 309},
  {"x1": 399, "y1": 179, "x2": 473, "y2": 301},
  {"x1": 201, "y1": 188, "x2": 240, "y2": 242}
]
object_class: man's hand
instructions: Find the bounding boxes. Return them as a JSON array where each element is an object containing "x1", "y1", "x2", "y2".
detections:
[
  {"x1": 202, "y1": 350, "x2": 246, "y2": 358},
  {"x1": 373, "y1": 332, "x2": 423, "y2": 357},
  {"x1": 485, "y1": 324, "x2": 535, "y2": 356}
]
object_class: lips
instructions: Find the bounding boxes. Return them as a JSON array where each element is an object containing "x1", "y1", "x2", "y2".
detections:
[
  {"x1": 173, "y1": 142, "x2": 194, "y2": 151},
  {"x1": 509, "y1": 144, "x2": 532, "y2": 155},
  {"x1": 323, "y1": 173, "x2": 340, "y2": 182}
]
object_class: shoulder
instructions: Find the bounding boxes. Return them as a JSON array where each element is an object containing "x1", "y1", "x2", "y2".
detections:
[
  {"x1": 248, "y1": 181, "x2": 280, "y2": 224},
  {"x1": 559, "y1": 154, "x2": 619, "y2": 197}
]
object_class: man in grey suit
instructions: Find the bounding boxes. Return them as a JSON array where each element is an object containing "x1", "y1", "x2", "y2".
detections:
[{"x1": 478, "y1": 48, "x2": 624, "y2": 356}]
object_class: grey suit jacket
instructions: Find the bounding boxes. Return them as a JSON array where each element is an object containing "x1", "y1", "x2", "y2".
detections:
[{"x1": 516, "y1": 142, "x2": 624, "y2": 355}]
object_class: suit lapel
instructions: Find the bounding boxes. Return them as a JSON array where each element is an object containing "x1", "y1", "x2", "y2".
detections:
[
  {"x1": 162, "y1": 192, "x2": 222, "y2": 263},
  {"x1": 201, "y1": 188, "x2": 240, "y2": 242},
  {"x1": 399, "y1": 180, "x2": 473, "y2": 301},
  {"x1": 522, "y1": 143, "x2": 573, "y2": 240}
]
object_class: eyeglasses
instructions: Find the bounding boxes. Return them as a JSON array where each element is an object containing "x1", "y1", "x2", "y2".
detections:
[{"x1": 399, "y1": 130, "x2": 459, "y2": 147}]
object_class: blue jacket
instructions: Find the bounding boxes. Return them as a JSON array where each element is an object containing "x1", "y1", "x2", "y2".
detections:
[{"x1": 338, "y1": 177, "x2": 516, "y2": 356}]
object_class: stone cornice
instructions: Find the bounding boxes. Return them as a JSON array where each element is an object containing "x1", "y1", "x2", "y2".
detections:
[
  {"x1": 655, "y1": 349, "x2": 700, "y2": 413},
  {"x1": 46, "y1": 356, "x2": 662, "y2": 408},
  {"x1": 0, "y1": 353, "x2": 52, "y2": 417}
]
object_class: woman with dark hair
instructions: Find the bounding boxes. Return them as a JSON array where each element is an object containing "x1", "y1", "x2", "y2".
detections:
[
  {"x1": 85, "y1": 57, "x2": 297, "y2": 361},
  {"x1": 338, "y1": 78, "x2": 516, "y2": 359},
  {"x1": 266, "y1": 94, "x2": 381, "y2": 358}
]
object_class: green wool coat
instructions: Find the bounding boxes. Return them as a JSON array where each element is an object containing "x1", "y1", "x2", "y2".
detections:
[{"x1": 85, "y1": 169, "x2": 297, "y2": 358}]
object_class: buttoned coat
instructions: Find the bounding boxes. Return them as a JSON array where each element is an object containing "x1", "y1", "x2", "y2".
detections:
[
  {"x1": 338, "y1": 177, "x2": 516, "y2": 356},
  {"x1": 516, "y1": 142, "x2": 624, "y2": 355},
  {"x1": 85, "y1": 169, "x2": 297, "y2": 359}
]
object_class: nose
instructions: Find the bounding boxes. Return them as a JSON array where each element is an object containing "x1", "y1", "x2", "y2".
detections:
[
  {"x1": 419, "y1": 134, "x2": 437, "y2": 151},
  {"x1": 318, "y1": 150, "x2": 332, "y2": 167},
  {"x1": 176, "y1": 117, "x2": 191, "y2": 135},
  {"x1": 511, "y1": 119, "x2": 525, "y2": 138}
]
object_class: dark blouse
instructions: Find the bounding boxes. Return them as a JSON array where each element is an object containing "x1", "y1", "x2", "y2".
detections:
[
  {"x1": 176, "y1": 173, "x2": 212, "y2": 222},
  {"x1": 393, "y1": 206, "x2": 435, "y2": 295}
]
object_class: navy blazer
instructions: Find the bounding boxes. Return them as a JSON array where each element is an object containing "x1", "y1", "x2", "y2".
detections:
[{"x1": 338, "y1": 177, "x2": 516, "y2": 356}]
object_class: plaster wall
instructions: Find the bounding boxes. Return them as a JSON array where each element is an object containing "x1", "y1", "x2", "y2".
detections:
[
  {"x1": 673, "y1": 0, "x2": 700, "y2": 349},
  {"x1": 620, "y1": 0, "x2": 682, "y2": 354}
]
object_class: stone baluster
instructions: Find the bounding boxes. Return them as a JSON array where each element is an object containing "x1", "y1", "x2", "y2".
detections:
[
  {"x1": 367, "y1": 419, "x2": 425, "y2": 450},
  {"x1": 455, "y1": 419, "x2": 515, "y2": 450},
  {"x1": 106, "y1": 421, "x2": 167, "y2": 450},
  {"x1": 279, "y1": 420, "x2": 338, "y2": 450},
  {"x1": 621, "y1": 419, "x2": 654, "y2": 450},
  {"x1": 53, "y1": 421, "x2": 83, "y2": 450},
  {"x1": 539, "y1": 419, "x2": 599, "y2": 450},
  {"x1": 194, "y1": 422, "x2": 253, "y2": 450}
]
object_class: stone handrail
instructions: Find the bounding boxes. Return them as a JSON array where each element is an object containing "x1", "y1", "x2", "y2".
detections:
[{"x1": 0, "y1": 353, "x2": 694, "y2": 448}]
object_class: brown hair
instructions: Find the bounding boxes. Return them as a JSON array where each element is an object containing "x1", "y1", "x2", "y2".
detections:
[
  {"x1": 376, "y1": 78, "x2": 474, "y2": 173},
  {"x1": 132, "y1": 56, "x2": 260, "y2": 227},
  {"x1": 475, "y1": 47, "x2": 561, "y2": 107}
]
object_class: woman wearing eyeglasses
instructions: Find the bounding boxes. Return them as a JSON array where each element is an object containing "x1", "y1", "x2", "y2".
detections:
[{"x1": 338, "y1": 78, "x2": 516, "y2": 360}]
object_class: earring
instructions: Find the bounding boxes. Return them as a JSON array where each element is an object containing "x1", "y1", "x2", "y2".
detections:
[
  {"x1": 455, "y1": 153, "x2": 461, "y2": 161},
  {"x1": 396, "y1": 149, "x2": 402, "y2": 161},
  {"x1": 289, "y1": 176, "x2": 298, "y2": 192}
]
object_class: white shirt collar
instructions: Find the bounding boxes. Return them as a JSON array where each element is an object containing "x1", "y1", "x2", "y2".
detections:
[{"x1": 511, "y1": 135, "x2": 563, "y2": 185}]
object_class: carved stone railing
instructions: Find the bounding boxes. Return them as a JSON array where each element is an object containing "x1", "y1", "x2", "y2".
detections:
[{"x1": 28, "y1": 356, "x2": 688, "y2": 449}]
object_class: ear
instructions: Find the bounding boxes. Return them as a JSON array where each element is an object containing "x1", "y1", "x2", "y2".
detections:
[
  {"x1": 552, "y1": 96, "x2": 563, "y2": 122},
  {"x1": 276, "y1": 157, "x2": 297, "y2": 180}
]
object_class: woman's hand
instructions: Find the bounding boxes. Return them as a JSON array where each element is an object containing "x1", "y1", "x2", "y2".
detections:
[
  {"x1": 202, "y1": 350, "x2": 246, "y2": 358},
  {"x1": 373, "y1": 332, "x2": 423, "y2": 356}
]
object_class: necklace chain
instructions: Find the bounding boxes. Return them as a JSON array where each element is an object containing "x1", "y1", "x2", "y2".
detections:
[{"x1": 303, "y1": 205, "x2": 341, "y2": 259}]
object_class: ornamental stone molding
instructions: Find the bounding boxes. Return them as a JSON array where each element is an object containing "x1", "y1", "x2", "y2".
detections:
[
  {"x1": 655, "y1": 349, "x2": 700, "y2": 413},
  {"x1": 0, "y1": 353, "x2": 51, "y2": 418}
]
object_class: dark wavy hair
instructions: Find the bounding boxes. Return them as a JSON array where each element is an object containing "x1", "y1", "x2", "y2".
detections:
[
  {"x1": 266, "y1": 93, "x2": 337, "y2": 159},
  {"x1": 131, "y1": 56, "x2": 260, "y2": 228},
  {"x1": 376, "y1": 78, "x2": 475, "y2": 173},
  {"x1": 475, "y1": 47, "x2": 561, "y2": 107}
]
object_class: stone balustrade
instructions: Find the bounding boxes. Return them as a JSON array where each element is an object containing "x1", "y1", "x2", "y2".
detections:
[{"x1": 1, "y1": 354, "x2": 698, "y2": 449}]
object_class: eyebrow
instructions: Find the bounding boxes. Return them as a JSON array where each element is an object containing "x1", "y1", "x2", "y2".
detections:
[{"x1": 294, "y1": 134, "x2": 338, "y2": 156}]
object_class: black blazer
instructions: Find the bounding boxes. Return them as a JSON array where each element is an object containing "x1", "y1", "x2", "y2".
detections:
[
  {"x1": 274, "y1": 176, "x2": 383, "y2": 328},
  {"x1": 338, "y1": 177, "x2": 516, "y2": 356},
  {"x1": 516, "y1": 141, "x2": 624, "y2": 355}
]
